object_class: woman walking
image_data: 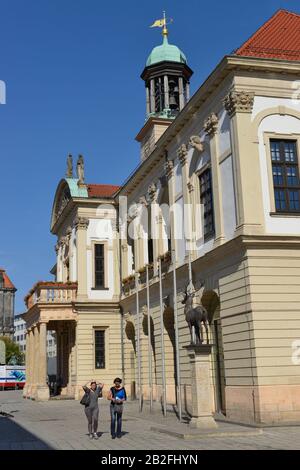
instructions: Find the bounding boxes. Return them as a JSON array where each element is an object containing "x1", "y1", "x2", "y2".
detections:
[
  {"x1": 82, "y1": 380, "x2": 104, "y2": 439},
  {"x1": 107, "y1": 377, "x2": 127, "y2": 439}
]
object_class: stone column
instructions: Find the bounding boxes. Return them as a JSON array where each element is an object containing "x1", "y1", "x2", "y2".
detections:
[
  {"x1": 29, "y1": 328, "x2": 34, "y2": 397},
  {"x1": 23, "y1": 329, "x2": 31, "y2": 398},
  {"x1": 177, "y1": 144, "x2": 194, "y2": 258},
  {"x1": 32, "y1": 325, "x2": 39, "y2": 399},
  {"x1": 150, "y1": 79, "x2": 155, "y2": 114},
  {"x1": 179, "y1": 77, "x2": 185, "y2": 110},
  {"x1": 164, "y1": 75, "x2": 169, "y2": 110},
  {"x1": 146, "y1": 86, "x2": 150, "y2": 116},
  {"x1": 186, "y1": 82, "x2": 190, "y2": 102},
  {"x1": 36, "y1": 322, "x2": 50, "y2": 401},
  {"x1": 74, "y1": 216, "x2": 89, "y2": 300},
  {"x1": 147, "y1": 183, "x2": 159, "y2": 275},
  {"x1": 204, "y1": 113, "x2": 225, "y2": 247},
  {"x1": 165, "y1": 160, "x2": 176, "y2": 259},
  {"x1": 223, "y1": 90, "x2": 264, "y2": 236},
  {"x1": 184, "y1": 345, "x2": 218, "y2": 429}
]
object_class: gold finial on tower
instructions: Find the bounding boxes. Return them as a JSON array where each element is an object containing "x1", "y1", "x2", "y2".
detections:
[{"x1": 150, "y1": 11, "x2": 173, "y2": 39}]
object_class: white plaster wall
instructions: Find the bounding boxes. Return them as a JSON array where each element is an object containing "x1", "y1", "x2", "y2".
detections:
[
  {"x1": 71, "y1": 228, "x2": 77, "y2": 282},
  {"x1": 86, "y1": 218, "x2": 116, "y2": 300},
  {"x1": 174, "y1": 158, "x2": 182, "y2": 196},
  {"x1": 252, "y1": 96, "x2": 300, "y2": 120},
  {"x1": 175, "y1": 196, "x2": 186, "y2": 265},
  {"x1": 218, "y1": 109, "x2": 231, "y2": 156},
  {"x1": 258, "y1": 113, "x2": 300, "y2": 234},
  {"x1": 220, "y1": 155, "x2": 237, "y2": 240}
]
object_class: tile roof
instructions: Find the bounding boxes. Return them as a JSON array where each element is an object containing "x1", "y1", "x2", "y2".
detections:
[
  {"x1": 235, "y1": 9, "x2": 300, "y2": 61},
  {"x1": 0, "y1": 269, "x2": 16, "y2": 290},
  {"x1": 87, "y1": 184, "x2": 121, "y2": 198}
]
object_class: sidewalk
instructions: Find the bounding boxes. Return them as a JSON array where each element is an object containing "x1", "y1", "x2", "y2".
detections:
[{"x1": 0, "y1": 391, "x2": 300, "y2": 450}]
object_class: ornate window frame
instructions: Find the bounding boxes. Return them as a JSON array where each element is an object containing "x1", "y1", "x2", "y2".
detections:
[
  {"x1": 263, "y1": 132, "x2": 300, "y2": 216},
  {"x1": 91, "y1": 241, "x2": 109, "y2": 290}
]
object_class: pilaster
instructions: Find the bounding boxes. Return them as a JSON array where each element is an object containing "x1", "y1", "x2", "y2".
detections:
[
  {"x1": 204, "y1": 113, "x2": 225, "y2": 247},
  {"x1": 223, "y1": 90, "x2": 265, "y2": 236}
]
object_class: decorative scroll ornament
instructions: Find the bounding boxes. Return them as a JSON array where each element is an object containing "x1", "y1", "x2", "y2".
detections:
[
  {"x1": 54, "y1": 186, "x2": 71, "y2": 224},
  {"x1": 187, "y1": 181, "x2": 194, "y2": 193},
  {"x1": 189, "y1": 135, "x2": 204, "y2": 152},
  {"x1": 164, "y1": 159, "x2": 174, "y2": 180},
  {"x1": 177, "y1": 144, "x2": 188, "y2": 166},
  {"x1": 204, "y1": 113, "x2": 219, "y2": 137},
  {"x1": 147, "y1": 183, "x2": 158, "y2": 202},
  {"x1": 74, "y1": 216, "x2": 89, "y2": 230},
  {"x1": 223, "y1": 91, "x2": 255, "y2": 117},
  {"x1": 142, "y1": 305, "x2": 148, "y2": 316}
]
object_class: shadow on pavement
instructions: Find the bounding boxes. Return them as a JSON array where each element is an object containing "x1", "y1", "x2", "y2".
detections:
[{"x1": 0, "y1": 416, "x2": 53, "y2": 450}]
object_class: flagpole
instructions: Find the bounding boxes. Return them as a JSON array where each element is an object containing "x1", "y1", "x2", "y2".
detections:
[
  {"x1": 172, "y1": 247, "x2": 182, "y2": 422},
  {"x1": 158, "y1": 257, "x2": 167, "y2": 417},
  {"x1": 146, "y1": 264, "x2": 153, "y2": 413},
  {"x1": 135, "y1": 273, "x2": 142, "y2": 412}
]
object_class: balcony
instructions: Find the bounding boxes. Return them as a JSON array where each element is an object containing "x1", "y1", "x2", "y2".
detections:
[{"x1": 25, "y1": 282, "x2": 78, "y2": 310}]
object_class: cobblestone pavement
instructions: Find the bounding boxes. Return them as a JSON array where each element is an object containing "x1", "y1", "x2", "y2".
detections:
[{"x1": 0, "y1": 391, "x2": 299, "y2": 450}]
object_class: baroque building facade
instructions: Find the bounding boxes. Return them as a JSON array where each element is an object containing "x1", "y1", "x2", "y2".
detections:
[{"x1": 23, "y1": 10, "x2": 300, "y2": 424}]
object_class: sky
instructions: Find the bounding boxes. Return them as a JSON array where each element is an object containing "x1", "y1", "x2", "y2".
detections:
[{"x1": 1, "y1": 0, "x2": 299, "y2": 312}]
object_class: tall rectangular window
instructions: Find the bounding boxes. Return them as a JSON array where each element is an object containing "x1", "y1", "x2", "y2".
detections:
[
  {"x1": 199, "y1": 168, "x2": 215, "y2": 239},
  {"x1": 94, "y1": 244, "x2": 105, "y2": 288},
  {"x1": 270, "y1": 139, "x2": 300, "y2": 213},
  {"x1": 95, "y1": 330, "x2": 105, "y2": 369}
]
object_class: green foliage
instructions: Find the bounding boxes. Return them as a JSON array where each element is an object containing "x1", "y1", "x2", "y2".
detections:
[{"x1": 0, "y1": 336, "x2": 25, "y2": 365}]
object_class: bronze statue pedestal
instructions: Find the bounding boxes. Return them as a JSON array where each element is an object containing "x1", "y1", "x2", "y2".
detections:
[{"x1": 184, "y1": 344, "x2": 218, "y2": 429}]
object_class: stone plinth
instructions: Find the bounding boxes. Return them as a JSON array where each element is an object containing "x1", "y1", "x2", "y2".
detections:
[{"x1": 184, "y1": 344, "x2": 218, "y2": 429}]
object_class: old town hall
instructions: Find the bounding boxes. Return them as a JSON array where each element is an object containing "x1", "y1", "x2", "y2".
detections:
[{"x1": 23, "y1": 10, "x2": 300, "y2": 425}]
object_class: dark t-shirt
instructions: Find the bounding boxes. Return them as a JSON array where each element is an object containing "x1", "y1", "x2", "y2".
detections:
[{"x1": 110, "y1": 386, "x2": 127, "y2": 405}]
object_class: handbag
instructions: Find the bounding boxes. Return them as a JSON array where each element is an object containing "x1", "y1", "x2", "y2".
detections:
[{"x1": 80, "y1": 391, "x2": 90, "y2": 407}]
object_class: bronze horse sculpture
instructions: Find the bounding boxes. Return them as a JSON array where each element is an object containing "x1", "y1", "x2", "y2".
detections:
[{"x1": 182, "y1": 283, "x2": 209, "y2": 345}]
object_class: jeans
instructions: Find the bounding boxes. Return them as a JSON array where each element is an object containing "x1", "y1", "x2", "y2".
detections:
[
  {"x1": 85, "y1": 406, "x2": 99, "y2": 434},
  {"x1": 110, "y1": 404, "x2": 123, "y2": 436}
]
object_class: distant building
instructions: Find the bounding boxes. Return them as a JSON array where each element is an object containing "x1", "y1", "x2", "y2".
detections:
[
  {"x1": 14, "y1": 314, "x2": 57, "y2": 374},
  {"x1": 0, "y1": 269, "x2": 16, "y2": 338}
]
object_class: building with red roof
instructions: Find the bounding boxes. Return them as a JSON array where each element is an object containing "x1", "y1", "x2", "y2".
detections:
[
  {"x1": 23, "y1": 9, "x2": 300, "y2": 425},
  {"x1": 0, "y1": 269, "x2": 17, "y2": 338}
]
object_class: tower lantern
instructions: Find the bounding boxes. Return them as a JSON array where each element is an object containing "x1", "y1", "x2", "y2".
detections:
[
  {"x1": 141, "y1": 13, "x2": 193, "y2": 118},
  {"x1": 136, "y1": 14, "x2": 193, "y2": 161}
]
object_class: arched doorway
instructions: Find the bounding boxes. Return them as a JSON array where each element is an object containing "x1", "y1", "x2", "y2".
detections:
[{"x1": 202, "y1": 290, "x2": 226, "y2": 415}]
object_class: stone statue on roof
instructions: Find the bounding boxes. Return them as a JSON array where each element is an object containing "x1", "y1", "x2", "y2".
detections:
[
  {"x1": 66, "y1": 154, "x2": 73, "y2": 178},
  {"x1": 77, "y1": 155, "x2": 85, "y2": 184}
]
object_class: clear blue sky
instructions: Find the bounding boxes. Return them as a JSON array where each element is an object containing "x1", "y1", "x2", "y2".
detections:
[{"x1": 0, "y1": 0, "x2": 298, "y2": 312}]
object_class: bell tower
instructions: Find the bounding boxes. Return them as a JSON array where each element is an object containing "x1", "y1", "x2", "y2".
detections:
[{"x1": 136, "y1": 14, "x2": 193, "y2": 161}]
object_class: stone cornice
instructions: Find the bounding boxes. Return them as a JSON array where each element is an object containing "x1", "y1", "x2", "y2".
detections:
[{"x1": 223, "y1": 90, "x2": 255, "y2": 117}]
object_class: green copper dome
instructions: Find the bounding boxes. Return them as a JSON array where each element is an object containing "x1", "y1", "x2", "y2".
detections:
[{"x1": 146, "y1": 36, "x2": 187, "y2": 67}]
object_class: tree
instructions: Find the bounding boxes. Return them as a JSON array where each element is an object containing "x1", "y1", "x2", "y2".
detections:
[{"x1": 0, "y1": 336, "x2": 25, "y2": 365}]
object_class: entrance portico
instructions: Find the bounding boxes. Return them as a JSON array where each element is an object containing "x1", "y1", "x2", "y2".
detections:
[{"x1": 23, "y1": 282, "x2": 77, "y2": 401}]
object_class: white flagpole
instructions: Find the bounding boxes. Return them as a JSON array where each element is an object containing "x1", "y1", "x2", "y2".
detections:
[
  {"x1": 158, "y1": 257, "x2": 167, "y2": 417},
  {"x1": 172, "y1": 248, "x2": 182, "y2": 421},
  {"x1": 146, "y1": 265, "x2": 153, "y2": 412},
  {"x1": 135, "y1": 273, "x2": 142, "y2": 412}
]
